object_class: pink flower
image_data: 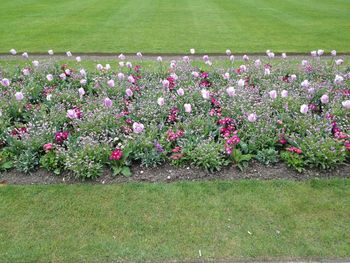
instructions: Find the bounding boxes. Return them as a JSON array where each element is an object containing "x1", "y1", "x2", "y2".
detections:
[
  {"x1": 55, "y1": 131, "x2": 69, "y2": 144},
  {"x1": 192, "y1": 71, "x2": 199, "y2": 78},
  {"x1": 331, "y1": 50, "x2": 337, "y2": 56},
  {"x1": 286, "y1": 147, "x2": 302, "y2": 154},
  {"x1": 183, "y1": 56, "x2": 190, "y2": 63},
  {"x1": 43, "y1": 143, "x2": 53, "y2": 153},
  {"x1": 177, "y1": 88, "x2": 184, "y2": 96},
  {"x1": 281, "y1": 90, "x2": 288, "y2": 98},
  {"x1": 128, "y1": 75, "x2": 135, "y2": 83},
  {"x1": 46, "y1": 74, "x2": 53, "y2": 82},
  {"x1": 76, "y1": 56, "x2": 81, "y2": 62},
  {"x1": 269, "y1": 90, "x2": 277, "y2": 100},
  {"x1": 184, "y1": 103, "x2": 192, "y2": 113},
  {"x1": 335, "y1": 59, "x2": 343, "y2": 65},
  {"x1": 203, "y1": 55, "x2": 209, "y2": 61},
  {"x1": 254, "y1": 59, "x2": 261, "y2": 67},
  {"x1": 117, "y1": 73, "x2": 125, "y2": 81},
  {"x1": 32, "y1": 60, "x2": 39, "y2": 67},
  {"x1": 96, "y1": 64, "x2": 103, "y2": 71},
  {"x1": 334, "y1": 75, "x2": 344, "y2": 85},
  {"x1": 126, "y1": 62, "x2": 132, "y2": 69},
  {"x1": 290, "y1": 74, "x2": 297, "y2": 81},
  {"x1": 10, "y1": 49, "x2": 17, "y2": 55},
  {"x1": 243, "y1": 54, "x2": 249, "y2": 61},
  {"x1": 15, "y1": 92, "x2": 24, "y2": 101},
  {"x1": 247, "y1": 113, "x2": 257, "y2": 122},
  {"x1": 126, "y1": 88, "x2": 133, "y2": 97},
  {"x1": 59, "y1": 73, "x2": 66, "y2": 80},
  {"x1": 67, "y1": 109, "x2": 77, "y2": 119},
  {"x1": 1, "y1": 78, "x2": 10, "y2": 87},
  {"x1": 237, "y1": 79, "x2": 245, "y2": 87},
  {"x1": 342, "y1": 100, "x2": 350, "y2": 109},
  {"x1": 104, "y1": 97, "x2": 113, "y2": 108},
  {"x1": 22, "y1": 52, "x2": 29, "y2": 59},
  {"x1": 226, "y1": 87, "x2": 235, "y2": 97},
  {"x1": 78, "y1": 88, "x2": 85, "y2": 97},
  {"x1": 223, "y1": 72, "x2": 230, "y2": 80},
  {"x1": 264, "y1": 68, "x2": 271, "y2": 75},
  {"x1": 133, "y1": 122, "x2": 144, "y2": 133},
  {"x1": 110, "y1": 148, "x2": 123, "y2": 160},
  {"x1": 80, "y1": 79, "x2": 87, "y2": 85},
  {"x1": 162, "y1": 79, "x2": 170, "y2": 88},
  {"x1": 300, "y1": 104, "x2": 309, "y2": 114},
  {"x1": 80, "y1": 69, "x2": 86, "y2": 76},
  {"x1": 317, "y1": 49, "x2": 324, "y2": 56},
  {"x1": 301, "y1": 79, "x2": 309, "y2": 88},
  {"x1": 118, "y1": 53, "x2": 126, "y2": 60},
  {"x1": 229, "y1": 55, "x2": 235, "y2": 62},
  {"x1": 157, "y1": 97, "x2": 165, "y2": 106},
  {"x1": 201, "y1": 89, "x2": 210, "y2": 100},
  {"x1": 107, "y1": 79, "x2": 115, "y2": 87},
  {"x1": 136, "y1": 52, "x2": 142, "y2": 58},
  {"x1": 320, "y1": 94, "x2": 329, "y2": 104}
]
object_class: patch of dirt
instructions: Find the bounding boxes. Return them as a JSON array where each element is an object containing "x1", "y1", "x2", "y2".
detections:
[{"x1": 0, "y1": 161, "x2": 349, "y2": 185}]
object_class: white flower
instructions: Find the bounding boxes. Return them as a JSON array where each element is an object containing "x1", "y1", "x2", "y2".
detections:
[
  {"x1": 10, "y1": 49, "x2": 17, "y2": 55},
  {"x1": 238, "y1": 79, "x2": 245, "y2": 87},
  {"x1": 66, "y1": 51, "x2": 72, "y2": 57},
  {"x1": 331, "y1": 50, "x2": 336, "y2": 56},
  {"x1": 15, "y1": 92, "x2": 24, "y2": 101},
  {"x1": 76, "y1": 56, "x2": 81, "y2": 62},
  {"x1": 226, "y1": 87, "x2": 235, "y2": 97},
  {"x1": 269, "y1": 90, "x2": 277, "y2": 100},
  {"x1": 342, "y1": 100, "x2": 350, "y2": 109},
  {"x1": 46, "y1": 94, "x2": 52, "y2": 101},
  {"x1": 184, "y1": 103, "x2": 192, "y2": 113},
  {"x1": 320, "y1": 94, "x2": 329, "y2": 104},
  {"x1": 32, "y1": 60, "x2": 39, "y2": 67},
  {"x1": 281, "y1": 90, "x2": 288, "y2": 98},
  {"x1": 247, "y1": 113, "x2": 257, "y2": 122},
  {"x1": 226, "y1": 49, "x2": 231, "y2": 56},
  {"x1": 310, "y1": 51, "x2": 317, "y2": 57},
  {"x1": 190, "y1": 48, "x2": 195, "y2": 54},
  {"x1": 201, "y1": 89, "x2": 210, "y2": 99},
  {"x1": 317, "y1": 49, "x2": 324, "y2": 56},
  {"x1": 157, "y1": 56, "x2": 162, "y2": 62},
  {"x1": 301, "y1": 79, "x2": 310, "y2": 88},
  {"x1": 22, "y1": 52, "x2": 28, "y2": 59},
  {"x1": 157, "y1": 97, "x2": 165, "y2": 106},
  {"x1": 48, "y1": 50, "x2": 54, "y2": 55},
  {"x1": 46, "y1": 74, "x2": 53, "y2": 82},
  {"x1": 118, "y1": 53, "x2": 126, "y2": 60},
  {"x1": 334, "y1": 75, "x2": 344, "y2": 85},
  {"x1": 281, "y1": 53, "x2": 287, "y2": 59},
  {"x1": 300, "y1": 104, "x2": 309, "y2": 114}
]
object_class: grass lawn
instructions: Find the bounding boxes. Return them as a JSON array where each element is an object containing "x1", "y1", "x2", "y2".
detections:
[
  {"x1": 0, "y1": 0, "x2": 349, "y2": 53},
  {"x1": 0, "y1": 179, "x2": 349, "y2": 262}
]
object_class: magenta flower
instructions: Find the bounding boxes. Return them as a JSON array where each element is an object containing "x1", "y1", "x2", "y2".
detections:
[{"x1": 110, "y1": 148, "x2": 123, "y2": 160}]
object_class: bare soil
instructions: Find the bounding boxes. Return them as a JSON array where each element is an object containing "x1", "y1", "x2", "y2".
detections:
[{"x1": 1, "y1": 161, "x2": 349, "y2": 185}]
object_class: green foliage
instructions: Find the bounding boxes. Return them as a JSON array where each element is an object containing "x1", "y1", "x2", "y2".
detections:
[
  {"x1": 0, "y1": 149, "x2": 14, "y2": 171},
  {"x1": 14, "y1": 149, "x2": 40, "y2": 174},
  {"x1": 281, "y1": 151, "x2": 305, "y2": 173},
  {"x1": 229, "y1": 148, "x2": 253, "y2": 171},
  {"x1": 255, "y1": 148, "x2": 279, "y2": 165},
  {"x1": 40, "y1": 151, "x2": 64, "y2": 175}
]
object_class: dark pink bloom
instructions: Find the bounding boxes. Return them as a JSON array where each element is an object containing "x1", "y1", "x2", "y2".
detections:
[{"x1": 110, "y1": 148, "x2": 123, "y2": 161}]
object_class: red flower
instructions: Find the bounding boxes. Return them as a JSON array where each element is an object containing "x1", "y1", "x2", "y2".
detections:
[
  {"x1": 43, "y1": 143, "x2": 53, "y2": 152},
  {"x1": 110, "y1": 148, "x2": 123, "y2": 161},
  {"x1": 55, "y1": 131, "x2": 69, "y2": 144},
  {"x1": 286, "y1": 147, "x2": 302, "y2": 154}
]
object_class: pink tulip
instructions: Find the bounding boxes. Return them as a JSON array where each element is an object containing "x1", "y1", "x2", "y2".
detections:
[
  {"x1": 103, "y1": 97, "x2": 113, "y2": 108},
  {"x1": 78, "y1": 88, "x2": 85, "y2": 97},
  {"x1": 320, "y1": 94, "x2": 329, "y2": 104},
  {"x1": 201, "y1": 89, "x2": 210, "y2": 100},
  {"x1": 237, "y1": 79, "x2": 245, "y2": 87},
  {"x1": 331, "y1": 50, "x2": 336, "y2": 56},
  {"x1": 162, "y1": 79, "x2": 170, "y2": 88},
  {"x1": 290, "y1": 74, "x2": 297, "y2": 81},
  {"x1": 67, "y1": 109, "x2": 77, "y2": 119},
  {"x1": 300, "y1": 104, "x2": 309, "y2": 114},
  {"x1": 310, "y1": 51, "x2": 317, "y2": 57},
  {"x1": 22, "y1": 68, "x2": 30, "y2": 76},
  {"x1": 281, "y1": 90, "x2": 288, "y2": 98},
  {"x1": 128, "y1": 75, "x2": 135, "y2": 83},
  {"x1": 342, "y1": 100, "x2": 350, "y2": 109},
  {"x1": 107, "y1": 79, "x2": 115, "y2": 87},
  {"x1": 118, "y1": 53, "x2": 125, "y2": 60},
  {"x1": 334, "y1": 75, "x2": 344, "y2": 85},
  {"x1": 80, "y1": 79, "x2": 87, "y2": 85},
  {"x1": 203, "y1": 55, "x2": 209, "y2": 61},
  {"x1": 43, "y1": 143, "x2": 53, "y2": 152},
  {"x1": 22, "y1": 52, "x2": 28, "y2": 59},
  {"x1": 226, "y1": 87, "x2": 235, "y2": 97},
  {"x1": 254, "y1": 59, "x2": 261, "y2": 67},
  {"x1": 1, "y1": 78, "x2": 10, "y2": 87},
  {"x1": 157, "y1": 97, "x2": 165, "y2": 106},
  {"x1": 301, "y1": 80, "x2": 310, "y2": 88},
  {"x1": 184, "y1": 103, "x2": 192, "y2": 113},
  {"x1": 118, "y1": 73, "x2": 125, "y2": 81},
  {"x1": 15, "y1": 92, "x2": 24, "y2": 101},
  {"x1": 59, "y1": 73, "x2": 66, "y2": 80},
  {"x1": 282, "y1": 53, "x2": 287, "y2": 59},
  {"x1": 269, "y1": 90, "x2": 277, "y2": 100},
  {"x1": 243, "y1": 55, "x2": 249, "y2": 61},
  {"x1": 183, "y1": 56, "x2": 190, "y2": 63},
  {"x1": 96, "y1": 64, "x2": 103, "y2": 71},
  {"x1": 223, "y1": 72, "x2": 230, "y2": 80},
  {"x1": 80, "y1": 69, "x2": 86, "y2": 76},
  {"x1": 177, "y1": 88, "x2": 184, "y2": 96},
  {"x1": 317, "y1": 49, "x2": 324, "y2": 56},
  {"x1": 247, "y1": 113, "x2": 257, "y2": 122},
  {"x1": 229, "y1": 55, "x2": 235, "y2": 62},
  {"x1": 133, "y1": 122, "x2": 144, "y2": 133},
  {"x1": 126, "y1": 88, "x2": 133, "y2": 97},
  {"x1": 335, "y1": 59, "x2": 343, "y2": 65},
  {"x1": 264, "y1": 68, "x2": 271, "y2": 75},
  {"x1": 192, "y1": 71, "x2": 199, "y2": 78},
  {"x1": 46, "y1": 74, "x2": 53, "y2": 82}
]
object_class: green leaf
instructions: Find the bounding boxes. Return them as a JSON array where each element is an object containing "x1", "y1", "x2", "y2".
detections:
[
  {"x1": 1, "y1": 161, "x2": 13, "y2": 170},
  {"x1": 121, "y1": 166, "x2": 132, "y2": 177}
]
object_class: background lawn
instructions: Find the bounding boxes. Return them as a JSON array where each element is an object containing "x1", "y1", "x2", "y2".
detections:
[
  {"x1": 0, "y1": 0, "x2": 349, "y2": 53},
  {"x1": 0, "y1": 179, "x2": 349, "y2": 262}
]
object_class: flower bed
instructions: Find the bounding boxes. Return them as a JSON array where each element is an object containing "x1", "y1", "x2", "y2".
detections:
[{"x1": 0, "y1": 52, "x2": 349, "y2": 178}]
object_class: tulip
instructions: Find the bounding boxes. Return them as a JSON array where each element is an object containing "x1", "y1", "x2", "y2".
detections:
[
  {"x1": 126, "y1": 88, "x2": 133, "y2": 97},
  {"x1": 22, "y1": 52, "x2": 28, "y2": 59},
  {"x1": 22, "y1": 68, "x2": 30, "y2": 76},
  {"x1": 76, "y1": 56, "x2": 81, "y2": 62},
  {"x1": 290, "y1": 74, "x2": 297, "y2": 81},
  {"x1": 247, "y1": 113, "x2": 257, "y2": 122},
  {"x1": 243, "y1": 54, "x2": 249, "y2": 61},
  {"x1": 118, "y1": 53, "x2": 125, "y2": 60},
  {"x1": 317, "y1": 49, "x2": 324, "y2": 56},
  {"x1": 119, "y1": 61, "x2": 125, "y2": 67},
  {"x1": 226, "y1": 49, "x2": 231, "y2": 56},
  {"x1": 301, "y1": 79, "x2": 310, "y2": 88},
  {"x1": 96, "y1": 64, "x2": 103, "y2": 71},
  {"x1": 107, "y1": 79, "x2": 115, "y2": 87},
  {"x1": 201, "y1": 89, "x2": 210, "y2": 99},
  {"x1": 118, "y1": 73, "x2": 125, "y2": 80},
  {"x1": 157, "y1": 97, "x2": 165, "y2": 106},
  {"x1": 205, "y1": 60, "x2": 212, "y2": 66},
  {"x1": 269, "y1": 90, "x2": 277, "y2": 100},
  {"x1": 254, "y1": 59, "x2": 261, "y2": 67},
  {"x1": 342, "y1": 100, "x2": 350, "y2": 109},
  {"x1": 15, "y1": 92, "x2": 24, "y2": 101},
  {"x1": 46, "y1": 94, "x2": 52, "y2": 101},
  {"x1": 67, "y1": 109, "x2": 77, "y2": 119},
  {"x1": 105, "y1": 64, "x2": 111, "y2": 70},
  {"x1": 126, "y1": 62, "x2": 132, "y2": 68},
  {"x1": 157, "y1": 56, "x2": 163, "y2": 62},
  {"x1": 264, "y1": 68, "x2": 271, "y2": 75},
  {"x1": 192, "y1": 71, "x2": 199, "y2": 78},
  {"x1": 331, "y1": 50, "x2": 336, "y2": 56},
  {"x1": 177, "y1": 88, "x2": 184, "y2": 96},
  {"x1": 43, "y1": 143, "x2": 53, "y2": 152},
  {"x1": 300, "y1": 104, "x2": 309, "y2": 114},
  {"x1": 80, "y1": 79, "x2": 87, "y2": 85},
  {"x1": 301, "y1": 60, "x2": 308, "y2": 66},
  {"x1": 335, "y1": 59, "x2": 343, "y2": 65},
  {"x1": 190, "y1": 48, "x2": 195, "y2": 54},
  {"x1": 136, "y1": 52, "x2": 142, "y2": 58},
  {"x1": 66, "y1": 51, "x2": 72, "y2": 57},
  {"x1": 128, "y1": 75, "x2": 135, "y2": 83},
  {"x1": 80, "y1": 69, "x2": 86, "y2": 76},
  {"x1": 226, "y1": 86, "x2": 235, "y2": 97},
  {"x1": 48, "y1": 50, "x2": 54, "y2": 55},
  {"x1": 267, "y1": 52, "x2": 275, "y2": 58},
  {"x1": 310, "y1": 51, "x2": 317, "y2": 57},
  {"x1": 59, "y1": 73, "x2": 66, "y2": 80},
  {"x1": 229, "y1": 55, "x2": 235, "y2": 62},
  {"x1": 10, "y1": 49, "x2": 17, "y2": 55},
  {"x1": 239, "y1": 65, "x2": 247, "y2": 72},
  {"x1": 32, "y1": 60, "x2": 39, "y2": 67},
  {"x1": 78, "y1": 88, "x2": 85, "y2": 97},
  {"x1": 183, "y1": 56, "x2": 190, "y2": 63},
  {"x1": 184, "y1": 103, "x2": 192, "y2": 113},
  {"x1": 203, "y1": 55, "x2": 209, "y2": 61},
  {"x1": 282, "y1": 53, "x2": 287, "y2": 59},
  {"x1": 1, "y1": 78, "x2": 10, "y2": 87},
  {"x1": 162, "y1": 79, "x2": 170, "y2": 88},
  {"x1": 281, "y1": 90, "x2": 288, "y2": 98},
  {"x1": 223, "y1": 72, "x2": 230, "y2": 80},
  {"x1": 238, "y1": 79, "x2": 245, "y2": 87},
  {"x1": 320, "y1": 94, "x2": 329, "y2": 104},
  {"x1": 133, "y1": 122, "x2": 144, "y2": 133},
  {"x1": 334, "y1": 75, "x2": 344, "y2": 84},
  {"x1": 46, "y1": 74, "x2": 53, "y2": 82},
  {"x1": 104, "y1": 98, "x2": 113, "y2": 108}
]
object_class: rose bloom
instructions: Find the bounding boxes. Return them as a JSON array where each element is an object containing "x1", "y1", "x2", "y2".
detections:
[
  {"x1": 226, "y1": 86, "x2": 235, "y2": 97},
  {"x1": 157, "y1": 97, "x2": 165, "y2": 106},
  {"x1": 103, "y1": 97, "x2": 113, "y2": 108},
  {"x1": 177, "y1": 88, "x2": 184, "y2": 96},
  {"x1": 184, "y1": 103, "x2": 192, "y2": 113},
  {"x1": 247, "y1": 113, "x2": 257, "y2": 122},
  {"x1": 300, "y1": 104, "x2": 309, "y2": 114},
  {"x1": 110, "y1": 148, "x2": 123, "y2": 161},
  {"x1": 15, "y1": 92, "x2": 24, "y2": 101},
  {"x1": 320, "y1": 94, "x2": 329, "y2": 104},
  {"x1": 133, "y1": 122, "x2": 144, "y2": 133},
  {"x1": 269, "y1": 90, "x2": 277, "y2": 100}
]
